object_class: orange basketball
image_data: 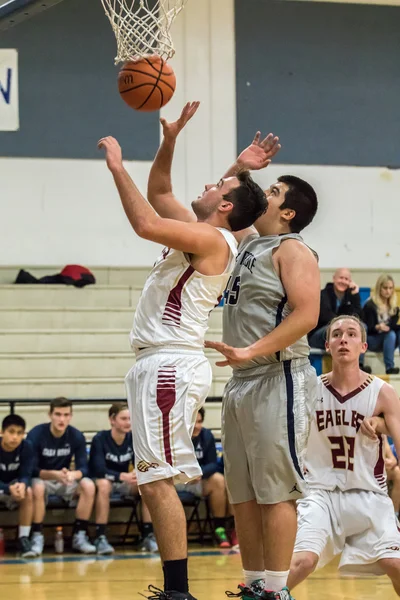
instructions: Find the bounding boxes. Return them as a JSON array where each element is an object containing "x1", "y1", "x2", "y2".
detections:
[{"x1": 118, "y1": 55, "x2": 176, "y2": 112}]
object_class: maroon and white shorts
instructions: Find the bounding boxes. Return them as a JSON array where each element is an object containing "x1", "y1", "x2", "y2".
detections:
[{"x1": 125, "y1": 347, "x2": 212, "y2": 486}]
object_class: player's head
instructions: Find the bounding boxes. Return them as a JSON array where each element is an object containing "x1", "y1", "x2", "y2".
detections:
[
  {"x1": 325, "y1": 316, "x2": 367, "y2": 363},
  {"x1": 192, "y1": 407, "x2": 205, "y2": 438},
  {"x1": 333, "y1": 268, "x2": 352, "y2": 295},
  {"x1": 109, "y1": 402, "x2": 131, "y2": 434},
  {"x1": 49, "y1": 397, "x2": 73, "y2": 434},
  {"x1": 256, "y1": 175, "x2": 317, "y2": 234},
  {"x1": 372, "y1": 274, "x2": 397, "y2": 312},
  {"x1": 1, "y1": 414, "x2": 26, "y2": 451},
  {"x1": 191, "y1": 171, "x2": 267, "y2": 231}
]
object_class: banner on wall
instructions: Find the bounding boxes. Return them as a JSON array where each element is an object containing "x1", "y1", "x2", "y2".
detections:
[{"x1": 0, "y1": 49, "x2": 19, "y2": 131}]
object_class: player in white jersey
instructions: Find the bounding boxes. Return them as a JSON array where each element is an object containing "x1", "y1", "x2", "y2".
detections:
[
  {"x1": 288, "y1": 315, "x2": 400, "y2": 595},
  {"x1": 98, "y1": 103, "x2": 270, "y2": 600}
]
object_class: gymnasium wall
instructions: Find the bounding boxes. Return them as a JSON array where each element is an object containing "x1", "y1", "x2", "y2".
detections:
[{"x1": 0, "y1": 0, "x2": 399, "y2": 268}]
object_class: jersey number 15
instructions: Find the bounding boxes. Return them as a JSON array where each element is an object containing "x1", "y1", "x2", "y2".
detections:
[{"x1": 224, "y1": 276, "x2": 241, "y2": 305}]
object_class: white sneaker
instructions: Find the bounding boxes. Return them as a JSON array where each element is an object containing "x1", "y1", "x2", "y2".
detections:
[
  {"x1": 94, "y1": 535, "x2": 115, "y2": 555},
  {"x1": 140, "y1": 532, "x2": 158, "y2": 553},
  {"x1": 72, "y1": 531, "x2": 96, "y2": 554},
  {"x1": 30, "y1": 532, "x2": 45, "y2": 556}
]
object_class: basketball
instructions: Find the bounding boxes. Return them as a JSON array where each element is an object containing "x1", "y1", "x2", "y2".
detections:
[{"x1": 118, "y1": 55, "x2": 176, "y2": 112}]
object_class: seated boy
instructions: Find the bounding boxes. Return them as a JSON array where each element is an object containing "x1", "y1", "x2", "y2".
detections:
[
  {"x1": 27, "y1": 397, "x2": 96, "y2": 555},
  {"x1": 89, "y1": 403, "x2": 157, "y2": 554},
  {"x1": 0, "y1": 414, "x2": 36, "y2": 558}
]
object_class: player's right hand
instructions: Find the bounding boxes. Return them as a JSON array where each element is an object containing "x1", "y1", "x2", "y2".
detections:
[
  {"x1": 98, "y1": 136, "x2": 123, "y2": 172},
  {"x1": 236, "y1": 131, "x2": 281, "y2": 171},
  {"x1": 160, "y1": 101, "x2": 200, "y2": 140}
]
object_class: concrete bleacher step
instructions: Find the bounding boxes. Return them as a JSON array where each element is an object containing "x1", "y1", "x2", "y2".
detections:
[
  {"x1": 0, "y1": 285, "x2": 145, "y2": 308},
  {"x1": 0, "y1": 327, "x2": 224, "y2": 353},
  {"x1": 0, "y1": 306, "x2": 223, "y2": 330},
  {"x1": 0, "y1": 350, "x2": 232, "y2": 379},
  {"x1": 0, "y1": 375, "x2": 229, "y2": 400},
  {"x1": 364, "y1": 351, "x2": 400, "y2": 375}
]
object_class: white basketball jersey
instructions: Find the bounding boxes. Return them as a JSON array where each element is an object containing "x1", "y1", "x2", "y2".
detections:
[
  {"x1": 130, "y1": 228, "x2": 237, "y2": 350},
  {"x1": 305, "y1": 374, "x2": 387, "y2": 495}
]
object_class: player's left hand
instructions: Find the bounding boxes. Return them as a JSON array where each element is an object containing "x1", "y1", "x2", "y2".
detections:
[
  {"x1": 205, "y1": 340, "x2": 252, "y2": 366},
  {"x1": 98, "y1": 136, "x2": 123, "y2": 171},
  {"x1": 360, "y1": 416, "x2": 382, "y2": 440},
  {"x1": 236, "y1": 132, "x2": 281, "y2": 171}
]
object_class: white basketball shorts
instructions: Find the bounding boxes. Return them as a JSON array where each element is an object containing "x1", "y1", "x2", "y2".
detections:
[
  {"x1": 294, "y1": 488, "x2": 400, "y2": 575},
  {"x1": 125, "y1": 347, "x2": 212, "y2": 486}
]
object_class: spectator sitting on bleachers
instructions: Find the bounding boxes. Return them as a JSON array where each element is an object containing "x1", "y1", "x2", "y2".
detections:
[
  {"x1": 89, "y1": 402, "x2": 158, "y2": 554},
  {"x1": 308, "y1": 268, "x2": 371, "y2": 373},
  {"x1": 362, "y1": 274, "x2": 400, "y2": 375},
  {"x1": 177, "y1": 408, "x2": 234, "y2": 548},
  {"x1": 27, "y1": 397, "x2": 96, "y2": 556},
  {"x1": 0, "y1": 415, "x2": 35, "y2": 558}
]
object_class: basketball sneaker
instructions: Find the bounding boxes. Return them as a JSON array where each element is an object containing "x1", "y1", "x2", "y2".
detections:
[
  {"x1": 225, "y1": 580, "x2": 265, "y2": 600},
  {"x1": 140, "y1": 532, "x2": 159, "y2": 553},
  {"x1": 72, "y1": 531, "x2": 96, "y2": 554},
  {"x1": 260, "y1": 587, "x2": 294, "y2": 600},
  {"x1": 18, "y1": 536, "x2": 37, "y2": 559},
  {"x1": 94, "y1": 534, "x2": 114, "y2": 555},
  {"x1": 30, "y1": 531, "x2": 45, "y2": 556},
  {"x1": 215, "y1": 526, "x2": 231, "y2": 548},
  {"x1": 141, "y1": 585, "x2": 197, "y2": 600}
]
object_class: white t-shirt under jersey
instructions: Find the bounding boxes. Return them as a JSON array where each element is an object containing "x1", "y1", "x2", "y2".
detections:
[
  {"x1": 305, "y1": 374, "x2": 387, "y2": 495},
  {"x1": 130, "y1": 228, "x2": 237, "y2": 351}
]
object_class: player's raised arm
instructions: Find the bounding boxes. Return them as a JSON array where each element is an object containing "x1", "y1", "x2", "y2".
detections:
[
  {"x1": 146, "y1": 102, "x2": 199, "y2": 223},
  {"x1": 99, "y1": 135, "x2": 229, "y2": 257},
  {"x1": 375, "y1": 383, "x2": 400, "y2": 459}
]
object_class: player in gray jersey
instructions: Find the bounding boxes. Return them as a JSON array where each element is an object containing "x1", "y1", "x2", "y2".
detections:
[{"x1": 206, "y1": 160, "x2": 320, "y2": 598}]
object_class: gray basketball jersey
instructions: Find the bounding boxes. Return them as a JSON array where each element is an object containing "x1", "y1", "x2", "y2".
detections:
[{"x1": 223, "y1": 232, "x2": 315, "y2": 371}]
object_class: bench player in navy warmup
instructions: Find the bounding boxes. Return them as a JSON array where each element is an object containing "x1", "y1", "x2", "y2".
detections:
[
  {"x1": 28, "y1": 397, "x2": 96, "y2": 555},
  {"x1": 89, "y1": 402, "x2": 157, "y2": 554},
  {"x1": 0, "y1": 414, "x2": 35, "y2": 558}
]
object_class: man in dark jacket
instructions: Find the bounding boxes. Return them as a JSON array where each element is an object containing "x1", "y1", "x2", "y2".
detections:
[
  {"x1": 309, "y1": 268, "x2": 370, "y2": 371},
  {"x1": 176, "y1": 408, "x2": 233, "y2": 548}
]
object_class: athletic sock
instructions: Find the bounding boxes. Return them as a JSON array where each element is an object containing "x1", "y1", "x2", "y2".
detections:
[
  {"x1": 141, "y1": 522, "x2": 154, "y2": 538},
  {"x1": 264, "y1": 569, "x2": 290, "y2": 593},
  {"x1": 243, "y1": 570, "x2": 266, "y2": 589},
  {"x1": 19, "y1": 526, "x2": 31, "y2": 539},
  {"x1": 73, "y1": 519, "x2": 89, "y2": 534},
  {"x1": 213, "y1": 517, "x2": 226, "y2": 530},
  {"x1": 95, "y1": 524, "x2": 107, "y2": 538},
  {"x1": 164, "y1": 558, "x2": 189, "y2": 593},
  {"x1": 32, "y1": 523, "x2": 43, "y2": 534}
]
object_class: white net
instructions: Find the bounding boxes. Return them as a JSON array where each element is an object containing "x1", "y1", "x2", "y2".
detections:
[{"x1": 101, "y1": 0, "x2": 189, "y2": 64}]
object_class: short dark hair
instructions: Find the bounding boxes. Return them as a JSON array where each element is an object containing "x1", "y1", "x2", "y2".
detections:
[
  {"x1": 2, "y1": 414, "x2": 26, "y2": 432},
  {"x1": 109, "y1": 402, "x2": 129, "y2": 418},
  {"x1": 223, "y1": 170, "x2": 267, "y2": 232},
  {"x1": 198, "y1": 407, "x2": 205, "y2": 421},
  {"x1": 278, "y1": 175, "x2": 318, "y2": 233},
  {"x1": 49, "y1": 397, "x2": 73, "y2": 414}
]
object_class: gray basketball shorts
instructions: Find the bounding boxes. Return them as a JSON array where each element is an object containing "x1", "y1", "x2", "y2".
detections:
[{"x1": 222, "y1": 358, "x2": 318, "y2": 505}]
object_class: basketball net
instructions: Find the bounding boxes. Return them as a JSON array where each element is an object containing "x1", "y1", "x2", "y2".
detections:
[{"x1": 101, "y1": 0, "x2": 189, "y2": 64}]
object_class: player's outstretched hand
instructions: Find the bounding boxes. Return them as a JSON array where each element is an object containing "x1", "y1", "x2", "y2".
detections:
[
  {"x1": 360, "y1": 415, "x2": 384, "y2": 440},
  {"x1": 160, "y1": 101, "x2": 200, "y2": 140},
  {"x1": 98, "y1": 136, "x2": 123, "y2": 172},
  {"x1": 237, "y1": 131, "x2": 281, "y2": 171},
  {"x1": 205, "y1": 340, "x2": 251, "y2": 367}
]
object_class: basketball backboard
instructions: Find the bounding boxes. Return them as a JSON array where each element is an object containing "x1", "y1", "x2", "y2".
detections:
[{"x1": 0, "y1": 0, "x2": 65, "y2": 30}]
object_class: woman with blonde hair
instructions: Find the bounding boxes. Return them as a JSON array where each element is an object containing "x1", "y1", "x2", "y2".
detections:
[{"x1": 362, "y1": 274, "x2": 400, "y2": 374}]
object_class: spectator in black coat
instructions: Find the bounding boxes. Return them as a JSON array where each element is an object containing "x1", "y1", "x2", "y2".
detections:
[
  {"x1": 362, "y1": 274, "x2": 400, "y2": 374},
  {"x1": 176, "y1": 408, "x2": 234, "y2": 548},
  {"x1": 309, "y1": 268, "x2": 370, "y2": 372}
]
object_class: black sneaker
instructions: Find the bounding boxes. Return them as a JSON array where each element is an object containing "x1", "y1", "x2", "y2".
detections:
[
  {"x1": 19, "y1": 536, "x2": 37, "y2": 558},
  {"x1": 226, "y1": 580, "x2": 265, "y2": 600},
  {"x1": 360, "y1": 364, "x2": 372, "y2": 374},
  {"x1": 141, "y1": 585, "x2": 197, "y2": 600},
  {"x1": 386, "y1": 367, "x2": 400, "y2": 375}
]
